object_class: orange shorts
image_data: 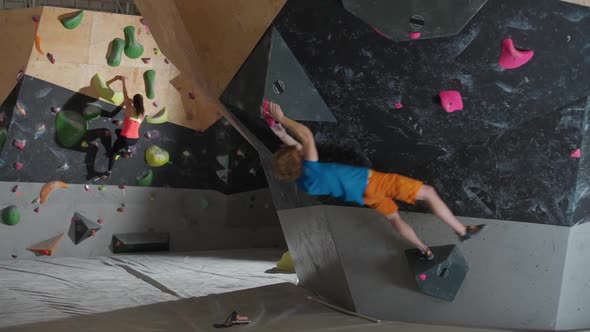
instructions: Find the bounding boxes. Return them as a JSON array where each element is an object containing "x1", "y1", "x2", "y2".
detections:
[{"x1": 363, "y1": 170, "x2": 423, "y2": 216}]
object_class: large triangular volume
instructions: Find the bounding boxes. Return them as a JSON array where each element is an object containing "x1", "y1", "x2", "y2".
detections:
[
  {"x1": 264, "y1": 28, "x2": 336, "y2": 123},
  {"x1": 68, "y1": 212, "x2": 102, "y2": 245},
  {"x1": 27, "y1": 233, "x2": 64, "y2": 256}
]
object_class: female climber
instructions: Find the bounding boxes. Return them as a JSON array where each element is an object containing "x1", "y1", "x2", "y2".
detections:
[
  {"x1": 267, "y1": 101, "x2": 485, "y2": 260},
  {"x1": 105, "y1": 76, "x2": 145, "y2": 177}
]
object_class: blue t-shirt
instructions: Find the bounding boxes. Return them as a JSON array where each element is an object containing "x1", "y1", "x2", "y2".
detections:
[{"x1": 296, "y1": 160, "x2": 369, "y2": 206}]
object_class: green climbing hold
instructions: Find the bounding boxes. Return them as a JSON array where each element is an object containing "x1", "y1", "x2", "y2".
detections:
[
  {"x1": 80, "y1": 141, "x2": 88, "y2": 148},
  {"x1": 82, "y1": 105, "x2": 102, "y2": 121},
  {"x1": 0, "y1": 128, "x2": 7, "y2": 152},
  {"x1": 91, "y1": 73, "x2": 124, "y2": 105},
  {"x1": 98, "y1": 185, "x2": 105, "y2": 191},
  {"x1": 146, "y1": 107, "x2": 168, "y2": 124},
  {"x1": 60, "y1": 10, "x2": 84, "y2": 30},
  {"x1": 56, "y1": 111, "x2": 87, "y2": 148},
  {"x1": 136, "y1": 169, "x2": 153, "y2": 186},
  {"x1": 2, "y1": 205, "x2": 21, "y2": 226},
  {"x1": 124, "y1": 26, "x2": 144, "y2": 59},
  {"x1": 143, "y1": 70, "x2": 156, "y2": 100},
  {"x1": 145, "y1": 145, "x2": 169, "y2": 167},
  {"x1": 107, "y1": 38, "x2": 125, "y2": 67}
]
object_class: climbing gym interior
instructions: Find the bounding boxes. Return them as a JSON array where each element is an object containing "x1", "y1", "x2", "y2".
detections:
[{"x1": 1, "y1": 0, "x2": 590, "y2": 331}]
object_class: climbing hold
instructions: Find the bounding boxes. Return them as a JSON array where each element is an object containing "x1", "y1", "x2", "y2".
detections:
[
  {"x1": 393, "y1": 103, "x2": 404, "y2": 109},
  {"x1": 123, "y1": 26, "x2": 144, "y2": 59},
  {"x1": 97, "y1": 218, "x2": 104, "y2": 224},
  {"x1": 80, "y1": 141, "x2": 89, "y2": 148},
  {"x1": 82, "y1": 105, "x2": 102, "y2": 121},
  {"x1": 146, "y1": 107, "x2": 168, "y2": 124},
  {"x1": 216, "y1": 169, "x2": 229, "y2": 183},
  {"x1": 16, "y1": 102, "x2": 26, "y2": 116},
  {"x1": 141, "y1": 57, "x2": 151, "y2": 64},
  {"x1": 27, "y1": 233, "x2": 64, "y2": 256},
  {"x1": 276, "y1": 251, "x2": 295, "y2": 272},
  {"x1": 69, "y1": 212, "x2": 102, "y2": 245},
  {"x1": 182, "y1": 150, "x2": 191, "y2": 157},
  {"x1": 11, "y1": 185, "x2": 19, "y2": 193},
  {"x1": 164, "y1": 58, "x2": 169, "y2": 64},
  {"x1": 114, "y1": 120, "x2": 123, "y2": 126},
  {"x1": 419, "y1": 274, "x2": 427, "y2": 281},
  {"x1": 2, "y1": 206, "x2": 21, "y2": 225},
  {"x1": 40, "y1": 181, "x2": 69, "y2": 204},
  {"x1": 91, "y1": 73, "x2": 124, "y2": 105},
  {"x1": 34, "y1": 124, "x2": 46, "y2": 139},
  {"x1": 98, "y1": 185, "x2": 105, "y2": 191},
  {"x1": 56, "y1": 110, "x2": 87, "y2": 148},
  {"x1": 12, "y1": 139, "x2": 26, "y2": 150},
  {"x1": 409, "y1": 31, "x2": 422, "y2": 40},
  {"x1": 143, "y1": 70, "x2": 156, "y2": 100},
  {"x1": 216, "y1": 155, "x2": 229, "y2": 168},
  {"x1": 262, "y1": 99, "x2": 275, "y2": 127},
  {"x1": 47, "y1": 53, "x2": 56, "y2": 64},
  {"x1": 0, "y1": 128, "x2": 6, "y2": 150},
  {"x1": 499, "y1": 38, "x2": 534, "y2": 70},
  {"x1": 35, "y1": 35, "x2": 44, "y2": 55},
  {"x1": 188, "y1": 92, "x2": 196, "y2": 100},
  {"x1": 16, "y1": 70, "x2": 24, "y2": 82},
  {"x1": 118, "y1": 184, "x2": 127, "y2": 190},
  {"x1": 34, "y1": 207, "x2": 40, "y2": 213},
  {"x1": 84, "y1": 184, "x2": 90, "y2": 192},
  {"x1": 14, "y1": 162, "x2": 23, "y2": 171},
  {"x1": 32, "y1": 15, "x2": 40, "y2": 23},
  {"x1": 136, "y1": 169, "x2": 153, "y2": 187},
  {"x1": 51, "y1": 106, "x2": 61, "y2": 114},
  {"x1": 236, "y1": 149, "x2": 245, "y2": 158},
  {"x1": 145, "y1": 145, "x2": 169, "y2": 167},
  {"x1": 107, "y1": 38, "x2": 125, "y2": 67},
  {"x1": 144, "y1": 130, "x2": 160, "y2": 140},
  {"x1": 32, "y1": 197, "x2": 40, "y2": 204},
  {"x1": 59, "y1": 10, "x2": 84, "y2": 29},
  {"x1": 117, "y1": 207, "x2": 125, "y2": 213},
  {"x1": 153, "y1": 48, "x2": 160, "y2": 55},
  {"x1": 439, "y1": 91, "x2": 464, "y2": 113},
  {"x1": 571, "y1": 149, "x2": 582, "y2": 159},
  {"x1": 152, "y1": 101, "x2": 158, "y2": 108},
  {"x1": 57, "y1": 163, "x2": 69, "y2": 171}
]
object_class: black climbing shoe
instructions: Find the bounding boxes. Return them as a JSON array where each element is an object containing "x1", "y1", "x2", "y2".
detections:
[
  {"x1": 417, "y1": 249, "x2": 435, "y2": 261},
  {"x1": 458, "y1": 224, "x2": 486, "y2": 242}
]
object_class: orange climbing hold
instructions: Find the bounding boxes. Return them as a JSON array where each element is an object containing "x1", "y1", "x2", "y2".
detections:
[
  {"x1": 40, "y1": 181, "x2": 69, "y2": 204},
  {"x1": 16, "y1": 102, "x2": 26, "y2": 116},
  {"x1": 35, "y1": 35, "x2": 44, "y2": 55},
  {"x1": 27, "y1": 233, "x2": 64, "y2": 256}
]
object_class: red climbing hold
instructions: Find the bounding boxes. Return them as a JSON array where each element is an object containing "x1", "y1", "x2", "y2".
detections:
[
  {"x1": 13, "y1": 139, "x2": 26, "y2": 150},
  {"x1": 393, "y1": 103, "x2": 403, "y2": 109},
  {"x1": 439, "y1": 91, "x2": 464, "y2": 113},
  {"x1": 409, "y1": 31, "x2": 422, "y2": 40},
  {"x1": 47, "y1": 53, "x2": 56, "y2": 64},
  {"x1": 32, "y1": 15, "x2": 40, "y2": 23},
  {"x1": 141, "y1": 57, "x2": 151, "y2": 64},
  {"x1": 571, "y1": 149, "x2": 581, "y2": 159},
  {"x1": 188, "y1": 92, "x2": 196, "y2": 100},
  {"x1": 14, "y1": 162, "x2": 23, "y2": 171},
  {"x1": 499, "y1": 38, "x2": 534, "y2": 70},
  {"x1": 262, "y1": 99, "x2": 275, "y2": 127},
  {"x1": 39, "y1": 249, "x2": 50, "y2": 256},
  {"x1": 117, "y1": 207, "x2": 125, "y2": 213},
  {"x1": 118, "y1": 184, "x2": 127, "y2": 190}
]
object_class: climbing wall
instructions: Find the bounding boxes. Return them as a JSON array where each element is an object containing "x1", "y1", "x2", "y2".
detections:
[{"x1": 25, "y1": 7, "x2": 218, "y2": 131}]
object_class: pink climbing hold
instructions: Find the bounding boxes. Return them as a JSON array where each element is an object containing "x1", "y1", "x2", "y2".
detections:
[
  {"x1": 119, "y1": 184, "x2": 127, "y2": 190},
  {"x1": 439, "y1": 90, "x2": 464, "y2": 113},
  {"x1": 97, "y1": 218, "x2": 104, "y2": 224},
  {"x1": 188, "y1": 92, "x2": 196, "y2": 100},
  {"x1": 51, "y1": 106, "x2": 60, "y2": 114},
  {"x1": 499, "y1": 38, "x2": 534, "y2": 70},
  {"x1": 152, "y1": 101, "x2": 158, "y2": 107},
  {"x1": 84, "y1": 184, "x2": 91, "y2": 192},
  {"x1": 393, "y1": 103, "x2": 403, "y2": 109},
  {"x1": 164, "y1": 58, "x2": 169, "y2": 64},
  {"x1": 419, "y1": 274, "x2": 427, "y2": 281},
  {"x1": 409, "y1": 31, "x2": 422, "y2": 40},
  {"x1": 14, "y1": 162, "x2": 23, "y2": 171},
  {"x1": 141, "y1": 58, "x2": 151, "y2": 64},
  {"x1": 262, "y1": 99, "x2": 275, "y2": 127},
  {"x1": 570, "y1": 149, "x2": 581, "y2": 159},
  {"x1": 13, "y1": 139, "x2": 26, "y2": 150},
  {"x1": 47, "y1": 53, "x2": 55, "y2": 64}
]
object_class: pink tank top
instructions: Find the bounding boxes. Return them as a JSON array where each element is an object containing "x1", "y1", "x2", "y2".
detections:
[{"x1": 121, "y1": 116, "x2": 141, "y2": 139}]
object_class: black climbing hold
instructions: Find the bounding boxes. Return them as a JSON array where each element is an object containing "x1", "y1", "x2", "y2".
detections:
[
  {"x1": 405, "y1": 245, "x2": 468, "y2": 302},
  {"x1": 68, "y1": 212, "x2": 102, "y2": 245},
  {"x1": 111, "y1": 232, "x2": 170, "y2": 254}
]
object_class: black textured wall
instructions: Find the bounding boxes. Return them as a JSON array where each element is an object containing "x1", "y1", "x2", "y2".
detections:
[{"x1": 226, "y1": 0, "x2": 590, "y2": 226}]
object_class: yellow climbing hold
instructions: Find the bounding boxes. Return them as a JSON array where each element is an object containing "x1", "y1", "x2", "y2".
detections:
[
  {"x1": 146, "y1": 107, "x2": 168, "y2": 124},
  {"x1": 91, "y1": 73, "x2": 124, "y2": 105},
  {"x1": 145, "y1": 145, "x2": 169, "y2": 167},
  {"x1": 276, "y1": 251, "x2": 295, "y2": 273}
]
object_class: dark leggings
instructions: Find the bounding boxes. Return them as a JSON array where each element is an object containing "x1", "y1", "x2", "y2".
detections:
[{"x1": 108, "y1": 129, "x2": 138, "y2": 171}]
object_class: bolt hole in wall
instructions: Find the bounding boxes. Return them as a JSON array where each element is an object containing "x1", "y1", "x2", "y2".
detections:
[
  {"x1": 409, "y1": 14, "x2": 425, "y2": 29},
  {"x1": 273, "y1": 80, "x2": 285, "y2": 94},
  {"x1": 437, "y1": 266, "x2": 449, "y2": 278}
]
